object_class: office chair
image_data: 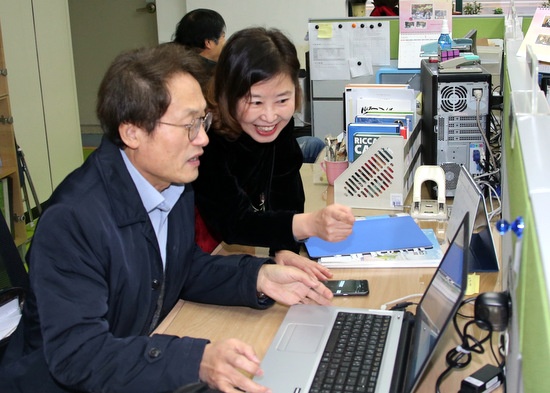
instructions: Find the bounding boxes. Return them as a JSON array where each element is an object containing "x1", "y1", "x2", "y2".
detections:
[{"x1": 0, "y1": 211, "x2": 29, "y2": 360}]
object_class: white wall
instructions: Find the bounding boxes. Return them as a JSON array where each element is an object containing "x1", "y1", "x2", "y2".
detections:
[
  {"x1": 0, "y1": 0, "x2": 83, "y2": 203},
  {"x1": 69, "y1": 0, "x2": 159, "y2": 135},
  {"x1": 156, "y1": 0, "x2": 186, "y2": 43}
]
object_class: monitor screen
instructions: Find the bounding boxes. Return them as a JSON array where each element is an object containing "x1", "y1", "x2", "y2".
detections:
[
  {"x1": 405, "y1": 212, "x2": 469, "y2": 392},
  {"x1": 463, "y1": 29, "x2": 478, "y2": 55}
]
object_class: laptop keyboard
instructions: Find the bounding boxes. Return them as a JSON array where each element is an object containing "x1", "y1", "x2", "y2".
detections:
[{"x1": 309, "y1": 312, "x2": 391, "y2": 393}]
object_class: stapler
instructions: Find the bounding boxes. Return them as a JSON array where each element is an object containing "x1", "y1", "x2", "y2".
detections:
[
  {"x1": 439, "y1": 54, "x2": 482, "y2": 73},
  {"x1": 410, "y1": 165, "x2": 447, "y2": 221}
]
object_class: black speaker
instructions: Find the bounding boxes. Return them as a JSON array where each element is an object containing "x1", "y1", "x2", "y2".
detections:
[{"x1": 475, "y1": 292, "x2": 511, "y2": 332}]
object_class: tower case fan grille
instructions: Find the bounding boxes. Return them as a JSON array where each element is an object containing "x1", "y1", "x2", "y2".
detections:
[{"x1": 440, "y1": 85, "x2": 468, "y2": 112}]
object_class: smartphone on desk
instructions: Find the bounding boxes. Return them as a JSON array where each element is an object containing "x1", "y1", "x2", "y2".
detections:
[{"x1": 323, "y1": 279, "x2": 369, "y2": 296}]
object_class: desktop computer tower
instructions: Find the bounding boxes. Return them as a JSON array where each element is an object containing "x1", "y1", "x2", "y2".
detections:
[{"x1": 420, "y1": 60, "x2": 491, "y2": 196}]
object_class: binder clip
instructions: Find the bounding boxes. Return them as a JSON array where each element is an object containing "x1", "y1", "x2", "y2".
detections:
[{"x1": 411, "y1": 165, "x2": 447, "y2": 220}]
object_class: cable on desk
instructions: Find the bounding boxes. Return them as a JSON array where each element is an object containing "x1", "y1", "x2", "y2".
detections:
[
  {"x1": 380, "y1": 293, "x2": 423, "y2": 310},
  {"x1": 435, "y1": 297, "x2": 496, "y2": 393}
]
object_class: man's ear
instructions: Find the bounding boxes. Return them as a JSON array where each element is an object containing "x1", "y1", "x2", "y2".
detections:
[
  {"x1": 119, "y1": 123, "x2": 140, "y2": 149},
  {"x1": 204, "y1": 39, "x2": 215, "y2": 50}
]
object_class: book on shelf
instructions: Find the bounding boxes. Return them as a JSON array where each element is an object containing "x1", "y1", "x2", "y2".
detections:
[
  {"x1": 343, "y1": 84, "x2": 416, "y2": 128},
  {"x1": 354, "y1": 111, "x2": 415, "y2": 138},
  {"x1": 517, "y1": 8, "x2": 550, "y2": 63},
  {"x1": 317, "y1": 229, "x2": 444, "y2": 268},
  {"x1": 347, "y1": 123, "x2": 401, "y2": 162},
  {"x1": 348, "y1": 132, "x2": 403, "y2": 163}
]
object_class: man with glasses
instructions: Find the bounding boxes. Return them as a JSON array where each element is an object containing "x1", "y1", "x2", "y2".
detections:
[{"x1": 0, "y1": 43, "x2": 332, "y2": 393}]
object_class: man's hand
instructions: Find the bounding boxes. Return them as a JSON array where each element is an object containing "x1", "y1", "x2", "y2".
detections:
[
  {"x1": 273, "y1": 250, "x2": 333, "y2": 281},
  {"x1": 257, "y1": 264, "x2": 333, "y2": 306},
  {"x1": 199, "y1": 339, "x2": 271, "y2": 393}
]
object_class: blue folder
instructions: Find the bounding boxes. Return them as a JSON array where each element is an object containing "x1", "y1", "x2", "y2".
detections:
[{"x1": 304, "y1": 214, "x2": 433, "y2": 259}]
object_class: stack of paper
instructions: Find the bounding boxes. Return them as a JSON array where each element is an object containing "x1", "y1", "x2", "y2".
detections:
[
  {"x1": 318, "y1": 229, "x2": 444, "y2": 268},
  {"x1": 344, "y1": 84, "x2": 417, "y2": 128},
  {"x1": 0, "y1": 298, "x2": 21, "y2": 341},
  {"x1": 343, "y1": 85, "x2": 417, "y2": 162}
]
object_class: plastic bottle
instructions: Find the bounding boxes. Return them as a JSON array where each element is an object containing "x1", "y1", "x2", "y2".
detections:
[{"x1": 438, "y1": 19, "x2": 453, "y2": 50}]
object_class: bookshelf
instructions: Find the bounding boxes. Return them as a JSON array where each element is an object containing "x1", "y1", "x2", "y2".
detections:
[{"x1": 0, "y1": 22, "x2": 26, "y2": 247}]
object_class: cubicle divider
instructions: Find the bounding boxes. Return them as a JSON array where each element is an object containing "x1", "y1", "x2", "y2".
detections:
[{"x1": 501, "y1": 24, "x2": 550, "y2": 393}]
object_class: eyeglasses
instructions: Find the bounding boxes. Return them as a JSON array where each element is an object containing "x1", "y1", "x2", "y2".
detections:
[{"x1": 157, "y1": 112, "x2": 212, "y2": 141}]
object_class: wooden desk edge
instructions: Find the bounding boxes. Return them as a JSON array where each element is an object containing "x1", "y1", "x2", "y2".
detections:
[{"x1": 153, "y1": 299, "x2": 185, "y2": 335}]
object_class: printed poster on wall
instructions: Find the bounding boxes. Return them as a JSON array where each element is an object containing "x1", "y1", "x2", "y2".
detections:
[
  {"x1": 517, "y1": 7, "x2": 550, "y2": 63},
  {"x1": 397, "y1": 0, "x2": 453, "y2": 69}
]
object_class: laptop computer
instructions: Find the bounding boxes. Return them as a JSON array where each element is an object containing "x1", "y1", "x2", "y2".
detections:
[
  {"x1": 254, "y1": 212, "x2": 470, "y2": 393},
  {"x1": 446, "y1": 165, "x2": 499, "y2": 272}
]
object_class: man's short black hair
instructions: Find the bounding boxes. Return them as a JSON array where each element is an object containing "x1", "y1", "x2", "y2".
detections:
[{"x1": 173, "y1": 9, "x2": 226, "y2": 50}]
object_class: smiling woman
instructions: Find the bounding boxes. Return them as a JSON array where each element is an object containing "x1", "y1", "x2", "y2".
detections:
[{"x1": 193, "y1": 27, "x2": 355, "y2": 270}]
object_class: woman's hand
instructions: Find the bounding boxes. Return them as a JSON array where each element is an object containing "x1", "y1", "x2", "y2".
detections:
[
  {"x1": 292, "y1": 203, "x2": 355, "y2": 242},
  {"x1": 273, "y1": 250, "x2": 333, "y2": 281}
]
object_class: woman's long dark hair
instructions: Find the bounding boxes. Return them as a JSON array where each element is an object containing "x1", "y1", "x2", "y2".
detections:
[{"x1": 208, "y1": 27, "x2": 302, "y2": 139}]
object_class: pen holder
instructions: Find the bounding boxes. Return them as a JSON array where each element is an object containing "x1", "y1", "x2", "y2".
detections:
[{"x1": 320, "y1": 159, "x2": 349, "y2": 186}]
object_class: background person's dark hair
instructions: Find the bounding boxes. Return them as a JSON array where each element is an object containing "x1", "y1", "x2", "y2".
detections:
[
  {"x1": 96, "y1": 43, "x2": 207, "y2": 148},
  {"x1": 210, "y1": 27, "x2": 302, "y2": 139},
  {"x1": 173, "y1": 8, "x2": 226, "y2": 50}
]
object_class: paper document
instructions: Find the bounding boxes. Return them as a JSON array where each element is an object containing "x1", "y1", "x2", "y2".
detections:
[
  {"x1": 304, "y1": 214, "x2": 433, "y2": 258},
  {"x1": 397, "y1": 0, "x2": 453, "y2": 69},
  {"x1": 0, "y1": 298, "x2": 21, "y2": 340},
  {"x1": 318, "y1": 229, "x2": 443, "y2": 268}
]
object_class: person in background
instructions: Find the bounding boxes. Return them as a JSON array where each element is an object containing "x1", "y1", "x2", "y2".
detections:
[
  {"x1": 173, "y1": 8, "x2": 226, "y2": 76},
  {"x1": 173, "y1": 9, "x2": 324, "y2": 164},
  {"x1": 370, "y1": 0, "x2": 399, "y2": 16},
  {"x1": 193, "y1": 27, "x2": 355, "y2": 268},
  {"x1": 296, "y1": 129, "x2": 326, "y2": 163},
  {"x1": 0, "y1": 43, "x2": 333, "y2": 393}
]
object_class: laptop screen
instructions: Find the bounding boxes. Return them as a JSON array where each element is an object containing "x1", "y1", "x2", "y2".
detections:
[
  {"x1": 447, "y1": 165, "x2": 499, "y2": 272},
  {"x1": 405, "y1": 212, "x2": 469, "y2": 391}
]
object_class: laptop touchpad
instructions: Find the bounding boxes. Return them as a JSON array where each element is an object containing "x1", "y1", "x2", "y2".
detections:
[{"x1": 276, "y1": 323, "x2": 324, "y2": 353}]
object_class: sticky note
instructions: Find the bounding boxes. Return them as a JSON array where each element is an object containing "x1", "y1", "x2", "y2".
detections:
[
  {"x1": 466, "y1": 273, "x2": 480, "y2": 296},
  {"x1": 318, "y1": 24, "x2": 333, "y2": 39}
]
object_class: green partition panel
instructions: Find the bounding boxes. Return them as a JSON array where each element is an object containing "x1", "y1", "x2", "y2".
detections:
[
  {"x1": 505, "y1": 117, "x2": 550, "y2": 393},
  {"x1": 502, "y1": 39, "x2": 550, "y2": 393}
]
